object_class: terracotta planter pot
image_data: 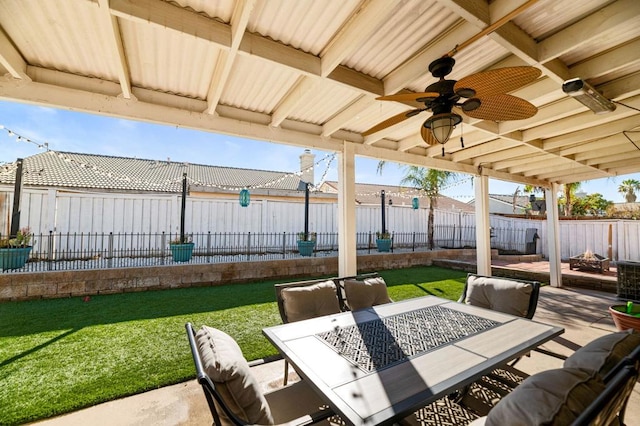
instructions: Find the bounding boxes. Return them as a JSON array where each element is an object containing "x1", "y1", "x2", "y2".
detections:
[{"x1": 609, "y1": 305, "x2": 640, "y2": 332}]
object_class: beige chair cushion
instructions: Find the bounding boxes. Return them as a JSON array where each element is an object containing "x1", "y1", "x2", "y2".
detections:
[
  {"x1": 264, "y1": 380, "x2": 330, "y2": 424},
  {"x1": 196, "y1": 326, "x2": 273, "y2": 425},
  {"x1": 564, "y1": 329, "x2": 640, "y2": 377},
  {"x1": 486, "y1": 368, "x2": 605, "y2": 426},
  {"x1": 281, "y1": 280, "x2": 341, "y2": 322},
  {"x1": 344, "y1": 277, "x2": 392, "y2": 311},
  {"x1": 464, "y1": 275, "x2": 533, "y2": 317}
]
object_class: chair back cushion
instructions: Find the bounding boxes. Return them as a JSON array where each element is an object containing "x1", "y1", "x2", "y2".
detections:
[
  {"x1": 486, "y1": 368, "x2": 605, "y2": 426},
  {"x1": 196, "y1": 326, "x2": 273, "y2": 425},
  {"x1": 344, "y1": 277, "x2": 392, "y2": 311},
  {"x1": 463, "y1": 275, "x2": 534, "y2": 318},
  {"x1": 564, "y1": 329, "x2": 640, "y2": 378},
  {"x1": 280, "y1": 280, "x2": 341, "y2": 322}
]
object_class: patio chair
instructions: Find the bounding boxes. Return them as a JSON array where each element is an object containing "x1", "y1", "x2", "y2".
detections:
[
  {"x1": 274, "y1": 279, "x2": 343, "y2": 384},
  {"x1": 409, "y1": 343, "x2": 640, "y2": 426},
  {"x1": 459, "y1": 273, "x2": 566, "y2": 364},
  {"x1": 458, "y1": 273, "x2": 540, "y2": 319},
  {"x1": 185, "y1": 322, "x2": 337, "y2": 426},
  {"x1": 338, "y1": 273, "x2": 393, "y2": 311},
  {"x1": 400, "y1": 364, "x2": 532, "y2": 426},
  {"x1": 472, "y1": 361, "x2": 640, "y2": 426}
]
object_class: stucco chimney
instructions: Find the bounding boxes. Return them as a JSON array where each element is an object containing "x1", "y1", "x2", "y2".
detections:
[{"x1": 299, "y1": 149, "x2": 315, "y2": 184}]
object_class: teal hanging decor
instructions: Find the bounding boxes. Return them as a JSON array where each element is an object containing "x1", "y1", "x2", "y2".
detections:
[
  {"x1": 239, "y1": 189, "x2": 250, "y2": 207},
  {"x1": 412, "y1": 197, "x2": 419, "y2": 210}
]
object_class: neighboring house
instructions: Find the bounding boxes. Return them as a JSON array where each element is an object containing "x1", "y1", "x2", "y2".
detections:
[
  {"x1": 609, "y1": 202, "x2": 640, "y2": 219},
  {"x1": 0, "y1": 150, "x2": 469, "y2": 237},
  {"x1": 468, "y1": 194, "x2": 533, "y2": 215},
  {"x1": 0, "y1": 150, "x2": 335, "y2": 235}
]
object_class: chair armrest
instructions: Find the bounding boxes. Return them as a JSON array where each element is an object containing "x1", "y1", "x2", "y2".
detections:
[
  {"x1": 277, "y1": 408, "x2": 336, "y2": 426},
  {"x1": 247, "y1": 353, "x2": 283, "y2": 367},
  {"x1": 533, "y1": 347, "x2": 568, "y2": 360}
]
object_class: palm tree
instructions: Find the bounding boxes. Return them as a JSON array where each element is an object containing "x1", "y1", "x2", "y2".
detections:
[
  {"x1": 562, "y1": 182, "x2": 581, "y2": 216},
  {"x1": 512, "y1": 186, "x2": 521, "y2": 214},
  {"x1": 378, "y1": 162, "x2": 459, "y2": 249},
  {"x1": 618, "y1": 179, "x2": 640, "y2": 203},
  {"x1": 525, "y1": 183, "x2": 583, "y2": 216}
]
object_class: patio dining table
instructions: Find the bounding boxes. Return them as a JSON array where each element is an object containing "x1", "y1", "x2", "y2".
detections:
[{"x1": 262, "y1": 295, "x2": 564, "y2": 426}]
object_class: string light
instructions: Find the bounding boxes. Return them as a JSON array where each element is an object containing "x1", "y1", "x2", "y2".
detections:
[
  {"x1": 0, "y1": 127, "x2": 338, "y2": 193},
  {"x1": 313, "y1": 154, "x2": 335, "y2": 190},
  {"x1": 186, "y1": 153, "x2": 337, "y2": 192},
  {"x1": 353, "y1": 176, "x2": 474, "y2": 199},
  {"x1": 0, "y1": 125, "x2": 50, "y2": 151},
  {"x1": 1, "y1": 126, "x2": 474, "y2": 198}
]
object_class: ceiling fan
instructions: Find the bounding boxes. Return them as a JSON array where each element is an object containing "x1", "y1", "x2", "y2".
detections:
[{"x1": 363, "y1": 56, "x2": 541, "y2": 155}]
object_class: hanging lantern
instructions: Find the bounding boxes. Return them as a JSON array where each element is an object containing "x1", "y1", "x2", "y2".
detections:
[
  {"x1": 412, "y1": 197, "x2": 419, "y2": 210},
  {"x1": 239, "y1": 189, "x2": 250, "y2": 207}
]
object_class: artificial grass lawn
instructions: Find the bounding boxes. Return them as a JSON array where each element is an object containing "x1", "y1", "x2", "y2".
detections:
[{"x1": 0, "y1": 266, "x2": 466, "y2": 425}]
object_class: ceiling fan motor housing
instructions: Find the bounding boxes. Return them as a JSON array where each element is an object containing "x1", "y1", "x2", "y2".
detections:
[{"x1": 428, "y1": 56, "x2": 455, "y2": 78}]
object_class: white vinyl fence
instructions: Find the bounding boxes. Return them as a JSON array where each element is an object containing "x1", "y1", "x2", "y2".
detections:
[{"x1": 2, "y1": 187, "x2": 639, "y2": 261}]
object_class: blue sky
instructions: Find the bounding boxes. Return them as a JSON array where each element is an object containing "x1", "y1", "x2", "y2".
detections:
[{"x1": 0, "y1": 99, "x2": 636, "y2": 203}]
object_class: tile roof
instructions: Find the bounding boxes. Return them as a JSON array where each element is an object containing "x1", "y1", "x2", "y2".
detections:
[
  {"x1": 488, "y1": 194, "x2": 533, "y2": 209},
  {"x1": 0, "y1": 151, "x2": 305, "y2": 193}
]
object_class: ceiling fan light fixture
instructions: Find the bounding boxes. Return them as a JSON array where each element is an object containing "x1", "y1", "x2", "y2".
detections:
[
  {"x1": 424, "y1": 113, "x2": 462, "y2": 145},
  {"x1": 456, "y1": 87, "x2": 476, "y2": 98},
  {"x1": 462, "y1": 98, "x2": 481, "y2": 112}
]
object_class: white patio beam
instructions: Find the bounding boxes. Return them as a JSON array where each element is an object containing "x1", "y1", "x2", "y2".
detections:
[
  {"x1": 109, "y1": 0, "x2": 385, "y2": 97},
  {"x1": 0, "y1": 27, "x2": 30, "y2": 81},
  {"x1": 538, "y1": 0, "x2": 640, "y2": 63},
  {"x1": 493, "y1": 152, "x2": 554, "y2": 171},
  {"x1": 320, "y1": 0, "x2": 391, "y2": 77},
  {"x1": 471, "y1": 145, "x2": 536, "y2": 166},
  {"x1": 322, "y1": 96, "x2": 372, "y2": 137},
  {"x1": 546, "y1": 183, "x2": 562, "y2": 287},
  {"x1": 273, "y1": 0, "x2": 391, "y2": 129},
  {"x1": 570, "y1": 38, "x2": 640, "y2": 80},
  {"x1": 451, "y1": 139, "x2": 521, "y2": 162},
  {"x1": 205, "y1": 0, "x2": 255, "y2": 115},
  {"x1": 337, "y1": 142, "x2": 357, "y2": 276},
  {"x1": 437, "y1": 0, "x2": 570, "y2": 84},
  {"x1": 474, "y1": 174, "x2": 491, "y2": 276},
  {"x1": 98, "y1": 0, "x2": 132, "y2": 99},
  {"x1": 541, "y1": 113, "x2": 640, "y2": 151}
]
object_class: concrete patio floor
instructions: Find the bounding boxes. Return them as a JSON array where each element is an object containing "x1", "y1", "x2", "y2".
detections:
[{"x1": 32, "y1": 270, "x2": 639, "y2": 426}]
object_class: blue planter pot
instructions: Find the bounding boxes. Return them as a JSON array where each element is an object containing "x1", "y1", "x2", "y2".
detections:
[
  {"x1": 0, "y1": 246, "x2": 33, "y2": 271},
  {"x1": 170, "y1": 243, "x2": 194, "y2": 262},
  {"x1": 376, "y1": 238, "x2": 392, "y2": 252},
  {"x1": 297, "y1": 240, "x2": 316, "y2": 257}
]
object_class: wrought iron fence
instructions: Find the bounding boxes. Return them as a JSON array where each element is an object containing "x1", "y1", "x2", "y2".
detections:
[{"x1": 1, "y1": 226, "x2": 538, "y2": 273}]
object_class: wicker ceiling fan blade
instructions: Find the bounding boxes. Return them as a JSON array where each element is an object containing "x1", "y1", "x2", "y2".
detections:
[
  {"x1": 420, "y1": 125, "x2": 439, "y2": 145},
  {"x1": 376, "y1": 92, "x2": 440, "y2": 103},
  {"x1": 454, "y1": 67, "x2": 541, "y2": 98},
  {"x1": 362, "y1": 110, "x2": 422, "y2": 136},
  {"x1": 464, "y1": 94, "x2": 538, "y2": 121}
]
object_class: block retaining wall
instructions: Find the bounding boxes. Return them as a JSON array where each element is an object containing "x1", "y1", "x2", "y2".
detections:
[
  {"x1": 433, "y1": 257, "x2": 617, "y2": 294},
  {"x1": 0, "y1": 249, "x2": 481, "y2": 302}
]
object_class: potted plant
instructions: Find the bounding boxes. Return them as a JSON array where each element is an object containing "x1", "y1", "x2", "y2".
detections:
[
  {"x1": 376, "y1": 231, "x2": 392, "y2": 252},
  {"x1": 0, "y1": 227, "x2": 34, "y2": 271},
  {"x1": 170, "y1": 235, "x2": 194, "y2": 262},
  {"x1": 296, "y1": 232, "x2": 316, "y2": 257}
]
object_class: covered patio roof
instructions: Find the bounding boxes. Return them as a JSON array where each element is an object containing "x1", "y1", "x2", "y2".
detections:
[
  {"x1": 1, "y1": 0, "x2": 639, "y2": 187},
  {"x1": 2, "y1": 0, "x2": 640, "y2": 283}
]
